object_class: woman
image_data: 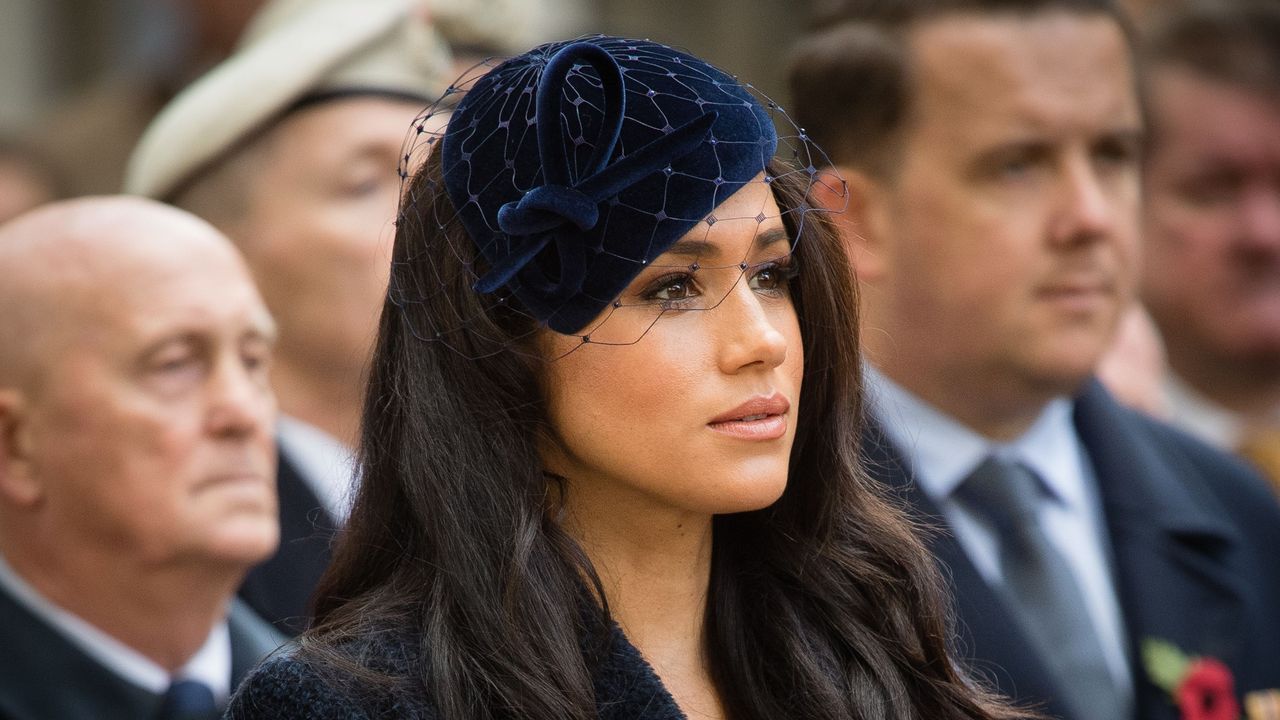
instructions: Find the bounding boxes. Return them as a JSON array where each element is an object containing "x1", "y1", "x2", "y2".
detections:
[{"x1": 230, "y1": 37, "x2": 1029, "y2": 719}]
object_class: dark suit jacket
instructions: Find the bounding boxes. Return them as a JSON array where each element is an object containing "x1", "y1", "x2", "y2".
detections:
[
  {"x1": 239, "y1": 448, "x2": 339, "y2": 636},
  {"x1": 863, "y1": 380, "x2": 1280, "y2": 720},
  {"x1": 0, "y1": 587, "x2": 286, "y2": 720}
]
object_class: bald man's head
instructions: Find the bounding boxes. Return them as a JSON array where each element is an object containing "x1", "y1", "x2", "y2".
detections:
[
  {"x1": 0, "y1": 196, "x2": 279, "y2": 571},
  {"x1": 0, "y1": 197, "x2": 269, "y2": 390}
]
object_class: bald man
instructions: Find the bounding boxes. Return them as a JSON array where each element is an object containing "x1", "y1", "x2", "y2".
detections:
[{"x1": 0, "y1": 197, "x2": 285, "y2": 719}]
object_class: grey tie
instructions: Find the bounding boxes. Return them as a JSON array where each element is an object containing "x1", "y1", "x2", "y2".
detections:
[{"x1": 957, "y1": 456, "x2": 1128, "y2": 720}]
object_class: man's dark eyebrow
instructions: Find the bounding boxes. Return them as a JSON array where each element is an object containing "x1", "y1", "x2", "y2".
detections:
[{"x1": 659, "y1": 226, "x2": 791, "y2": 260}]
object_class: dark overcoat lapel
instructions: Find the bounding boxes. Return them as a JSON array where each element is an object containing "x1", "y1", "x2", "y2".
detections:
[
  {"x1": 0, "y1": 584, "x2": 158, "y2": 719},
  {"x1": 1074, "y1": 381, "x2": 1275, "y2": 720},
  {"x1": 863, "y1": 380, "x2": 1280, "y2": 720},
  {"x1": 238, "y1": 448, "x2": 338, "y2": 635},
  {"x1": 228, "y1": 597, "x2": 290, "y2": 687},
  {"x1": 0, "y1": 582, "x2": 289, "y2": 720}
]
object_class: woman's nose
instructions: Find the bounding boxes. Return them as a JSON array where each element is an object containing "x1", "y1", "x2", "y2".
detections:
[{"x1": 715, "y1": 280, "x2": 790, "y2": 375}]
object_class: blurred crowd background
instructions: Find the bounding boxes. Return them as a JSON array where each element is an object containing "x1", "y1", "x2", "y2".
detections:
[
  {"x1": 1, "y1": 0, "x2": 1279, "y2": 717},
  {"x1": 0, "y1": 0, "x2": 803, "y2": 202}
]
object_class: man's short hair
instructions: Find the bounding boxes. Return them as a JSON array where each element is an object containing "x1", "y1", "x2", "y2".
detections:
[
  {"x1": 1141, "y1": 0, "x2": 1280, "y2": 107},
  {"x1": 788, "y1": 0, "x2": 1130, "y2": 176}
]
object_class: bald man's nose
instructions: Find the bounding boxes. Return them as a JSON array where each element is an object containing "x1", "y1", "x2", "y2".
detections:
[{"x1": 206, "y1": 355, "x2": 273, "y2": 437}]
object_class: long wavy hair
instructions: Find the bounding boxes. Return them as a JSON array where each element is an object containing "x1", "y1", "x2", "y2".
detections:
[{"x1": 302, "y1": 147, "x2": 1027, "y2": 720}]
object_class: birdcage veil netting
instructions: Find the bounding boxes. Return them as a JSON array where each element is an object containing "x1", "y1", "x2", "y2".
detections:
[{"x1": 390, "y1": 35, "x2": 842, "y2": 360}]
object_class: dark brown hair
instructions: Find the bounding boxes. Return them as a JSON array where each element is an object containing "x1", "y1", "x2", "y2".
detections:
[
  {"x1": 300, "y1": 146, "x2": 1029, "y2": 719},
  {"x1": 788, "y1": 0, "x2": 1132, "y2": 177},
  {"x1": 1140, "y1": 0, "x2": 1280, "y2": 138}
]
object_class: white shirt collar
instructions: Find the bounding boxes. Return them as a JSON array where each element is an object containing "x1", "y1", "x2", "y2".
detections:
[
  {"x1": 1005, "y1": 399, "x2": 1088, "y2": 512},
  {"x1": 276, "y1": 415, "x2": 357, "y2": 522},
  {"x1": 865, "y1": 364, "x2": 1086, "y2": 511},
  {"x1": 0, "y1": 554, "x2": 231, "y2": 702},
  {"x1": 865, "y1": 364, "x2": 989, "y2": 500}
]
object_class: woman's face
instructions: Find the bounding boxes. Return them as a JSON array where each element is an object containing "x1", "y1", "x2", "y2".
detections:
[{"x1": 541, "y1": 177, "x2": 804, "y2": 523}]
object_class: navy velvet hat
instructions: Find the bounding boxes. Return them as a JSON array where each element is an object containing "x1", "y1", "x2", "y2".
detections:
[{"x1": 439, "y1": 36, "x2": 780, "y2": 334}]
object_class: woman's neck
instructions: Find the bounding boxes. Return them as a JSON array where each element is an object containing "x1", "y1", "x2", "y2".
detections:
[{"x1": 562, "y1": 494, "x2": 726, "y2": 719}]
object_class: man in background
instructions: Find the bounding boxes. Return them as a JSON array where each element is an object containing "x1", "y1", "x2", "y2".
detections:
[
  {"x1": 790, "y1": 1, "x2": 1280, "y2": 718},
  {"x1": 0, "y1": 196, "x2": 283, "y2": 718},
  {"x1": 0, "y1": 139, "x2": 64, "y2": 224},
  {"x1": 1137, "y1": 0, "x2": 1280, "y2": 491},
  {"x1": 125, "y1": 0, "x2": 456, "y2": 635},
  {"x1": 126, "y1": 0, "x2": 580, "y2": 635}
]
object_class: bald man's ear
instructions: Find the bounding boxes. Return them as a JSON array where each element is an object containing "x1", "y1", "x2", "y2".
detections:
[
  {"x1": 811, "y1": 166, "x2": 891, "y2": 282},
  {"x1": 0, "y1": 391, "x2": 42, "y2": 507}
]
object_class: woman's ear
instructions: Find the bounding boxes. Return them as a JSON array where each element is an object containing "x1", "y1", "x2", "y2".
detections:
[
  {"x1": 810, "y1": 166, "x2": 890, "y2": 282},
  {"x1": 0, "y1": 391, "x2": 42, "y2": 507}
]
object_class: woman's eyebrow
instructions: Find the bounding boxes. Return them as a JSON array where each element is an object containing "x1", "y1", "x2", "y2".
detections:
[
  {"x1": 659, "y1": 226, "x2": 791, "y2": 261},
  {"x1": 756, "y1": 227, "x2": 790, "y2": 252}
]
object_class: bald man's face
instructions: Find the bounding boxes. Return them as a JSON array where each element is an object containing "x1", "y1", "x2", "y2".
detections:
[{"x1": 2, "y1": 202, "x2": 280, "y2": 568}]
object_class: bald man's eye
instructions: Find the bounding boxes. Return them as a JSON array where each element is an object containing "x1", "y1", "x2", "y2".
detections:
[
  {"x1": 142, "y1": 344, "x2": 208, "y2": 395},
  {"x1": 241, "y1": 341, "x2": 273, "y2": 380}
]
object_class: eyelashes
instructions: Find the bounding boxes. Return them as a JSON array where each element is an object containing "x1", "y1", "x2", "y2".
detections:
[{"x1": 638, "y1": 255, "x2": 799, "y2": 310}]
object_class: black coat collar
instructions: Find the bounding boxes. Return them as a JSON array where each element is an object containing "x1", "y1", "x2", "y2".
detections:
[{"x1": 587, "y1": 620, "x2": 687, "y2": 720}]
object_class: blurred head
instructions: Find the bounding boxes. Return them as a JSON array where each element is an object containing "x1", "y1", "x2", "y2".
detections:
[
  {"x1": 0, "y1": 140, "x2": 63, "y2": 224},
  {"x1": 1096, "y1": 302, "x2": 1168, "y2": 417},
  {"x1": 0, "y1": 197, "x2": 278, "y2": 570},
  {"x1": 791, "y1": 0, "x2": 1142, "y2": 435},
  {"x1": 1138, "y1": 0, "x2": 1280, "y2": 403},
  {"x1": 178, "y1": 95, "x2": 426, "y2": 397},
  {"x1": 128, "y1": 0, "x2": 454, "y2": 436}
]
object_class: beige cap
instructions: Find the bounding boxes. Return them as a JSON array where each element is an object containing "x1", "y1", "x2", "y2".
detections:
[{"x1": 125, "y1": 0, "x2": 453, "y2": 199}]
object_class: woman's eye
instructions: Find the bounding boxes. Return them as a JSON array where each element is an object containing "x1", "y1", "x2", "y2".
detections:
[
  {"x1": 647, "y1": 274, "x2": 697, "y2": 302},
  {"x1": 749, "y1": 261, "x2": 796, "y2": 292},
  {"x1": 753, "y1": 267, "x2": 781, "y2": 289}
]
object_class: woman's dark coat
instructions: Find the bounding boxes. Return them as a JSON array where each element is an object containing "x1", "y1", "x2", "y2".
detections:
[{"x1": 226, "y1": 621, "x2": 688, "y2": 719}]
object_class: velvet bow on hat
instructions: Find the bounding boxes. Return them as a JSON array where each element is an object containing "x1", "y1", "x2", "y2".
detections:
[{"x1": 441, "y1": 36, "x2": 778, "y2": 334}]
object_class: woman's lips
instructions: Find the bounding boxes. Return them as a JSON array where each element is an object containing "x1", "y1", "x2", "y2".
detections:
[{"x1": 708, "y1": 393, "x2": 790, "y2": 440}]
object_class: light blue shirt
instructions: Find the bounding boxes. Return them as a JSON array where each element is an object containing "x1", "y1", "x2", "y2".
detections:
[{"x1": 865, "y1": 366, "x2": 1134, "y2": 699}]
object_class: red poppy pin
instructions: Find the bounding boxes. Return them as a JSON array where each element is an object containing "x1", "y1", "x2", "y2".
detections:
[{"x1": 1143, "y1": 639, "x2": 1240, "y2": 720}]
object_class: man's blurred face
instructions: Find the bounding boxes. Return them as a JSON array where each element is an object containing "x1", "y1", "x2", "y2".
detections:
[
  {"x1": 237, "y1": 96, "x2": 423, "y2": 386},
  {"x1": 0, "y1": 158, "x2": 57, "y2": 225},
  {"x1": 21, "y1": 222, "x2": 279, "y2": 566},
  {"x1": 1142, "y1": 68, "x2": 1280, "y2": 375},
  {"x1": 867, "y1": 11, "x2": 1142, "y2": 417}
]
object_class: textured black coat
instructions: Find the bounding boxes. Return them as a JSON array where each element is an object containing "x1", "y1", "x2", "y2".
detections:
[{"x1": 226, "y1": 621, "x2": 688, "y2": 719}]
